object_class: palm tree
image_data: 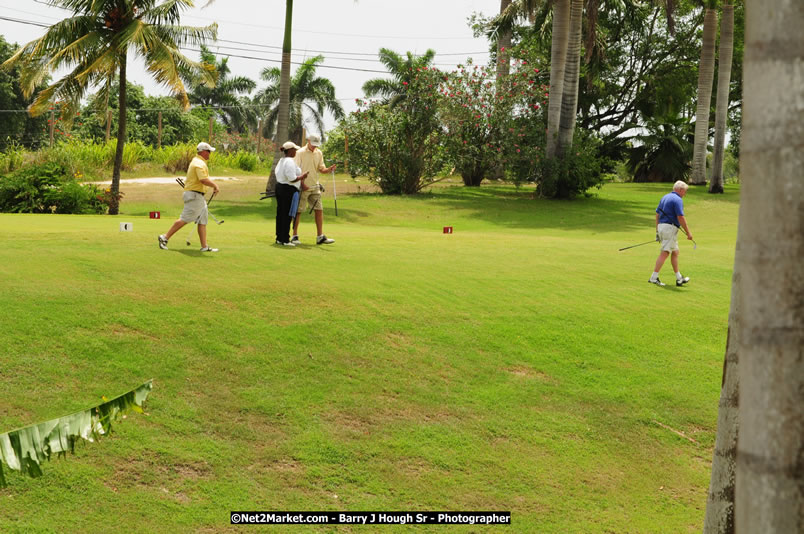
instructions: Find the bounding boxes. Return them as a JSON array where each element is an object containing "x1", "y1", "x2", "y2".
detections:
[
  {"x1": 733, "y1": 1, "x2": 803, "y2": 530},
  {"x1": 708, "y1": 2, "x2": 734, "y2": 194},
  {"x1": 255, "y1": 55, "x2": 344, "y2": 144},
  {"x1": 690, "y1": 2, "x2": 717, "y2": 185},
  {"x1": 496, "y1": 0, "x2": 513, "y2": 80},
  {"x1": 703, "y1": 250, "x2": 740, "y2": 533},
  {"x1": 557, "y1": 0, "x2": 583, "y2": 153},
  {"x1": 545, "y1": 0, "x2": 571, "y2": 159},
  {"x1": 261, "y1": 0, "x2": 294, "y2": 197},
  {"x1": 2, "y1": 0, "x2": 216, "y2": 215},
  {"x1": 187, "y1": 45, "x2": 256, "y2": 133},
  {"x1": 626, "y1": 111, "x2": 693, "y2": 182},
  {"x1": 362, "y1": 48, "x2": 437, "y2": 107}
]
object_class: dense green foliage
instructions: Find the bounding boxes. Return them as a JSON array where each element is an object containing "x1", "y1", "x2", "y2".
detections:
[
  {"x1": 439, "y1": 59, "x2": 547, "y2": 186},
  {"x1": 0, "y1": 162, "x2": 108, "y2": 214},
  {"x1": 0, "y1": 36, "x2": 48, "y2": 150},
  {"x1": 337, "y1": 67, "x2": 444, "y2": 194}
]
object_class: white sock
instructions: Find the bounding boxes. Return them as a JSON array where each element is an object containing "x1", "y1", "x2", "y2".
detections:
[
  {"x1": 650, "y1": 272, "x2": 659, "y2": 281},
  {"x1": 675, "y1": 272, "x2": 683, "y2": 281}
]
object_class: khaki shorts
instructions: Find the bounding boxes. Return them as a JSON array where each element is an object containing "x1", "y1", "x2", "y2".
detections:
[
  {"x1": 658, "y1": 223, "x2": 679, "y2": 252},
  {"x1": 180, "y1": 191, "x2": 208, "y2": 225},
  {"x1": 300, "y1": 190, "x2": 323, "y2": 212}
]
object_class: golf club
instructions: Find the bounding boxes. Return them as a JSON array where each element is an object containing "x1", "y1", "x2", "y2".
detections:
[
  {"x1": 619, "y1": 239, "x2": 658, "y2": 252},
  {"x1": 331, "y1": 171, "x2": 338, "y2": 216}
]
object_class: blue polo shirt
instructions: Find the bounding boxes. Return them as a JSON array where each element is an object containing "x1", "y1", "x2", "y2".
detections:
[{"x1": 656, "y1": 191, "x2": 684, "y2": 226}]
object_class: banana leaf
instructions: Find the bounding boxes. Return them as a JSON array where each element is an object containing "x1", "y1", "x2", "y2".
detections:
[{"x1": 0, "y1": 380, "x2": 153, "y2": 488}]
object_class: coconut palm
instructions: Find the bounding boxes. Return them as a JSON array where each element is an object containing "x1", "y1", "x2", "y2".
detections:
[
  {"x1": 690, "y1": 2, "x2": 717, "y2": 185},
  {"x1": 254, "y1": 55, "x2": 344, "y2": 144},
  {"x1": 733, "y1": 1, "x2": 803, "y2": 530},
  {"x1": 708, "y1": 2, "x2": 734, "y2": 194},
  {"x1": 187, "y1": 45, "x2": 256, "y2": 133},
  {"x1": 2, "y1": 0, "x2": 217, "y2": 215},
  {"x1": 626, "y1": 111, "x2": 694, "y2": 182},
  {"x1": 362, "y1": 48, "x2": 437, "y2": 107},
  {"x1": 556, "y1": 0, "x2": 583, "y2": 153},
  {"x1": 496, "y1": 0, "x2": 513, "y2": 79}
]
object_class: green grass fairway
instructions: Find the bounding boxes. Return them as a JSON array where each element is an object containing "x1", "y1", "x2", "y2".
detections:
[{"x1": 0, "y1": 181, "x2": 738, "y2": 533}]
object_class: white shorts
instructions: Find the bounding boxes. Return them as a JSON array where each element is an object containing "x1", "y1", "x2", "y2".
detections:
[
  {"x1": 658, "y1": 223, "x2": 679, "y2": 252},
  {"x1": 180, "y1": 191, "x2": 208, "y2": 225}
]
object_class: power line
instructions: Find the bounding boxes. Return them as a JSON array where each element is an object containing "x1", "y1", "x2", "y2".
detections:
[{"x1": 1, "y1": 12, "x2": 490, "y2": 59}]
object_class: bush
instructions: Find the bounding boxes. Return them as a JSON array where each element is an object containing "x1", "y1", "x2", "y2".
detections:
[
  {"x1": 439, "y1": 59, "x2": 548, "y2": 186},
  {"x1": 0, "y1": 163, "x2": 107, "y2": 214},
  {"x1": 156, "y1": 143, "x2": 196, "y2": 173},
  {"x1": 0, "y1": 143, "x2": 27, "y2": 175},
  {"x1": 534, "y1": 132, "x2": 605, "y2": 199}
]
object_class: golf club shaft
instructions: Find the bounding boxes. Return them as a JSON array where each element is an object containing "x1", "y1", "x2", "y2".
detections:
[
  {"x1": 331, "y1": 173, "x2": 338, "y2": 216},
  {"x1": 618, "y1": 240, "x2": 657, "y2": 251}
]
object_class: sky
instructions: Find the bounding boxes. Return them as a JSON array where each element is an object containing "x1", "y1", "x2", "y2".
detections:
[{"x1": 0, "y1": 0, "x2": 503, "y2": 134}]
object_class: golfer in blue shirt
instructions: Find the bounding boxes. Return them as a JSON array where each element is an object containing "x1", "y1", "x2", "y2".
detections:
[{"x1": 649, "y1": 181, "x2": 694, "y2": 287}]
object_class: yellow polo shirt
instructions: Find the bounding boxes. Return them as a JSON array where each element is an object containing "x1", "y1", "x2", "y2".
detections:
[
  {"x1": 184, "y1": 156, "x2": 210, "y2": 194},
  {"x1": 294, "y1": 146, "x2": 326, "y2": 189}
]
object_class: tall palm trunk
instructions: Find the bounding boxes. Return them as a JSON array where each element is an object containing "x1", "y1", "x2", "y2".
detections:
[
  {"x1": 557, "y1": 0, "x2": 583, "y2": 155},
  {"x1": 735, "y1": 1, "x2": 804, "y2": 531},
  {"x1": 703, "y1": 248, "x2": 740, "y2": 533},
  {"x1": 708, "y1": 3, "x2": 734, "y2": 194},
  {"x1": 110, "y1": 54, "x2": 127, "y2": 215},
  {"x1": 496, "y1": 0, "x2": 512, "y2": 80},
  {"x1": 545, "y1": 0, "x2": 571, "y2": 159},
  {"x1": 690, "y1": 7, "x2": 717, "y2": 185},
  {"x1": 266, "y1": 0, "x2": 293, "y2": 195}
]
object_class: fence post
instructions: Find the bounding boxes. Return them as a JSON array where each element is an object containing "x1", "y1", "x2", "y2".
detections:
[
  {"x1": 105, "y1": 110, "x2": 112, "y2": 143},
  {"x1": 302, "y1": 128, "x2": 307, "y2": 146},
  {"x1": 257, "y1": 119, "x2": 262, "y2": 154},
  {"x1": 49, "y1": 110, "x2": 55, "y2": 147},
  {"x1": 157, "y1": 111, "x2": 162, "y2": 149},
  {"x1": 208, "y1": 116, "x2": 213, "y2": 143}
]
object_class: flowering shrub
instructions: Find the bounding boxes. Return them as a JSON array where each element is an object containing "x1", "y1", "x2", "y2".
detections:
[
  {"x1": 438, "y1": 59, "x2": 548, "y2": 186},
  {"x1": 343, "y1": 67, "x2": 444, "y2": 194}
]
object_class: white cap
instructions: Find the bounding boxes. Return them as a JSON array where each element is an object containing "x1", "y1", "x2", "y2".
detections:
[
  {"x1": 307, "y1": 134, "x2": 321, "y2": 146},
  {"x1": 282, "y1": 141, "x2": 301, "y2": 151},
  {"x1": 196, "y1": 142, "x2": 215, "y2": 153}
]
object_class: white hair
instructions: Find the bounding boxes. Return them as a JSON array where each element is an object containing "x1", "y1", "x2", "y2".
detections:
[{"x1": 673, "y1": 180, "x2": 689, "y2": 192}]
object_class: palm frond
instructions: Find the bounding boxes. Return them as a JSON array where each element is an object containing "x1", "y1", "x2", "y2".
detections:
[{"x1": 0, "y1": 380, "x2": 153, "y2": 488}]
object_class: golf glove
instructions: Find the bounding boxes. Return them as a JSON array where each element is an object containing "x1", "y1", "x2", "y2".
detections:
[{"x1": 318, "y1": 183, "x2": 325, "y2": 193}]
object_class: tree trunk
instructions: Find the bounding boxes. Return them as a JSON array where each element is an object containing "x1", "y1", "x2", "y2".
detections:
[
  {"x1": 690, "y1": 8, "x2": 717, "y2": 185},
  {"x1": 735, "y1": 2, "x2": 804, "y2": 531},
  {"x1": 709, "y1": 4, "x2": 734, "y2": 194},
  {"x1": 703, "y1": 248, "x2": 740, "y2": 534},
  {"x1": 545, "y1": 0, "x2": 570, "y2": 159},
  {"x1": 496, "y1": 0, "x2": 512, "y2": 80},
  {"x1": 266, "y1": 0, "x2": 294, "y2": 196},
  {"x1": 557, "y1": 0, "x2": 583, "y2": 155},
  {"x1": 110, "y1": 55, "x2": 127, "y2": 216}
]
